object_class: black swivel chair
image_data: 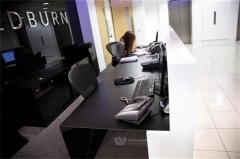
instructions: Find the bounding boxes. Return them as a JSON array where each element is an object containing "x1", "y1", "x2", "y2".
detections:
[
  {"x1": 106, "y1": 42, "x2": 119, "y2": 67},
  {"x1": 63, "y1": 44, "x2": 94, "y2": 66},
  {"x1": 14, "y1": 46, "x2": 25, "y2": 61},
  {"x1": 18, "y1": 50, "x2": 39, "y2": 78},
  {"x1": 106, "y1": 42, "x2": 118, "y2": 57},
  {"x1": 34, "y1": 51, "x2": 47, "y2": 70},
  {"x1": 68, "y1": 64, "x2": 98, "y2": 99}
]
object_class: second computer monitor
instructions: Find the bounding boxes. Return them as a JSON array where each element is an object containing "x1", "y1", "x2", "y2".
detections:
[
  {"x1": 158, "y1": 43, "x2": 168, "y2": 97},
  {"x1": 155, "y1": 31, "x2": 158, "y2": 42}
]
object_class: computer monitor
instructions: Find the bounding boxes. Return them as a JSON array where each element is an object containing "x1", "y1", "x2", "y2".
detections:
[
  {"x1": 155, "y1": 31, "x2": 158, "y2": 42},
  {"x1": 157, "y1": 43, "x2": 168, "y2": 97},
  {"x1": 1, "y1": 50, "x2": 15, "y2": 63}
]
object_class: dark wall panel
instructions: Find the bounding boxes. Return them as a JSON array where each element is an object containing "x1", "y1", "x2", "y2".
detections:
[
  {"x1": 168, "y1": 0, "x2": 191, "y2": 44},
  {"x1": 65, "y1": 0, "x2": 84, "y2": 44}
]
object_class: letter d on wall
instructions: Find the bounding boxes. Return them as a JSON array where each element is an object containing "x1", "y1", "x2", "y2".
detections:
[
  {"x1": 26, "y1": 11, "x2": 37, "y2": 27},
  {"x1": 7, "y1": 11, "x2": 22, "y2": 29}
]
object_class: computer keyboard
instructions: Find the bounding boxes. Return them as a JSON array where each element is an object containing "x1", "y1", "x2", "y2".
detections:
[{"x1": 132, "y1": 78, "x2": 155, "y2": 98}]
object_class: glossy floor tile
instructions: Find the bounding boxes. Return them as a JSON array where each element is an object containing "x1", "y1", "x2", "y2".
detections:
[
  {"x1": 187, "y1": 42, "x2": 240, "y2": 159},
  {"x1": 212, "y1": 74, "x2": 235, "y2": 82},
  {"x1": 194, "y1": 129, "x2": 225, "y2": 151},
  {"x1": 194, "y1": 150, "x2": 229, "y2": 159},
  {"x1": 205, "y1": 100, "x2": 237, "y2": 112},
  {"x1": 201, "y1": 90, "x2": 228, "y2": 100},
  {"x1": 198, "y1": 81, "x2": 221, "y2": 90},
  {"x1": 195, "y1": 112, "x2": 216, "y2": 128},
  {"x1": 230, "y1": 99, "x2": 240, "y2": 112},
  {"x1": 223, "y1": 90, "x2": 239, "y2": 100},
  {"x1": 228, "y1": 152, "x2": 240, "y2": 159},
  {"x1": 218, "y1": 129, "x2": 239, "y2": 152},
  {"x1": 197, "y1": 75, "x2": 215, "y2": 82},
  {"x1": 211, "y1": 112, "x2": 239, "y2": 128},
  {"x1": 196, "y1": 100, "x2": 209, "y2": 112},
  {"x1": 217, "y1": 81, "x2": 240, "y2": 90}
]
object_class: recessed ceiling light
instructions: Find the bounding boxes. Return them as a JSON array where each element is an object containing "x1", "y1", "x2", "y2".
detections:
[
  {"x1": 43, "y1": 8, "x2": 48, "y2": 10},
  {"x1": 43, "y1": 3, "x2": 49, "y2": 5}
]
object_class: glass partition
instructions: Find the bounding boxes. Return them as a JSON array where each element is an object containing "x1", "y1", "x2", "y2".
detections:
[{"x1": 1, "y1": 0, "x2": 73, "y2": 63}]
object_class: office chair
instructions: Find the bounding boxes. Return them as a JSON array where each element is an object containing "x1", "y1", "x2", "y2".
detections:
[
  {"x1": 14, "y1": 46, "x2": 25, "y2": 61},
  {"x1": 34, "y1": 51, "x2": 47, "y2": 70},
  {"x1": 106, "y1": 42, "x2": 118, "y2": 57},
  {"x1": 68, "y1": 64, "x2": 98, "y2": 98},
  {"x1": 63, "y1": 44, "x2": 94, "y2": 66},
  {"x1": 106, "y1": 42, "x2": 120, "y2": 67},
  {"x1": 18, "y1": 50, "x2": 39, "y2": 78}
]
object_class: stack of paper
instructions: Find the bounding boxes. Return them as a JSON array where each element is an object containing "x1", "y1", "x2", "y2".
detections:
[
  {"x1": 120, "y1": 56, "x2": 138, "y2": 63},
  {"x1": 131, "y1": 49, "x2": 149, "y2": 56}
]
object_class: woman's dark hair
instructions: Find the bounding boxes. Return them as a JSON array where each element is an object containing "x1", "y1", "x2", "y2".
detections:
[{"x1": 121, "y1": 31, "x2": 135, "y2": 56}]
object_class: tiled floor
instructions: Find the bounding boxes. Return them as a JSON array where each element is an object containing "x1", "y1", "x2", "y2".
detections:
[{"x1": 186, "y1": 41, "x2": 240, "y2": 159}]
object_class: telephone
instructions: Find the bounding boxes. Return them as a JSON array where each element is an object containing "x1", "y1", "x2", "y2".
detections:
[
  {"x1": 115, "y1": 96, "x2": 153, "y2": 124},
  {"x1": 149, "y1": 42, "x2": 162, "y2": 54}
]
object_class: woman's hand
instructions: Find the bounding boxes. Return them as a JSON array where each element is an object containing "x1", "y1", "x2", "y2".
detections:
[{"x1": 132, "y1": 46, "x2": 137, "y2": 52}]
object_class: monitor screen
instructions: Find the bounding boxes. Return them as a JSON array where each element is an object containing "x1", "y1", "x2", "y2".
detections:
[
  {"x1": 155, "y1": 31, "x2": 158, "y2": 42},
  {"x1": 158, "y1": 45, "x2": 164, "y2": 88},
  {"x1": 158, "y1": 43, "x2": 168, "y2": 97},
  {"x1": 1, "y1": 50, "x2": 15, "y2": 63}
]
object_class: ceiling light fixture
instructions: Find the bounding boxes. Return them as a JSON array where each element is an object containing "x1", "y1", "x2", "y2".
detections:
[
  {"x1": 43, "y1": 8, "x2": 48, "y2": 10},
  {"x1": 43, "y1": 3, "x2": 49, "y2": 5}
]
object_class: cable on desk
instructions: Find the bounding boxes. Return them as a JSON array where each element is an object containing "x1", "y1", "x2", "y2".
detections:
[
  {"x1": 150, "y1": 109, "x2": 160, "y2": 117},
  {"x1": 149, "y1": 97, "x2": 161, "y2": 117}
]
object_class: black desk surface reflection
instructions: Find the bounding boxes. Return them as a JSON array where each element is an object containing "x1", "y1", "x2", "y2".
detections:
[{"x1": 60, "y1": 56, "x2": 169, "y2": 158}]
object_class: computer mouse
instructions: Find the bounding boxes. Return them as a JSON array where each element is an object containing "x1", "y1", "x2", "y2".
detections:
[{"x1": 123, "y1": 77, "x2": 133, "y2": 81}]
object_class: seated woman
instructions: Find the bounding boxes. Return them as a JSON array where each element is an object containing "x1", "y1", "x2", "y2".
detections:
[{"x1": 116, "y1": 31, "x2": 136, "y2": 59}]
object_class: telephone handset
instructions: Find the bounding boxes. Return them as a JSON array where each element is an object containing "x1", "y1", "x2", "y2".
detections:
[
  {"x1": 115, "y1": 96, "x2": 153, "y2": 124},
  {"x1": 149, "y1": 42, "x2": 162, "y2": 54}
]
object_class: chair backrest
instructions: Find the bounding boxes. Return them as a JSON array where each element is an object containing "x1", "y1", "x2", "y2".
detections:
[
  {"x1": 68, "y1": 64, "x2": 98, "y2": 98},
  {"x1": 106, "y1": 42, "x2": 118, "y2": 57}
]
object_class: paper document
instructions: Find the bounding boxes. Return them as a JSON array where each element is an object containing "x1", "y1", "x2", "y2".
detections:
[
  {"x1": 120, "y1": 56, "x2": 138, "y2": 63},
  {"x1": 131, "y1": 49, "x2": 149, "y2": 57}
]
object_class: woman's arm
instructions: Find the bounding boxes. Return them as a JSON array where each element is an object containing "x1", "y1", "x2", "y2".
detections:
[{"x1": 131, "y1": 46, "x2": 137, "y2": 53}]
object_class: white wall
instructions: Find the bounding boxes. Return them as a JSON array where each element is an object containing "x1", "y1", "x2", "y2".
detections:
[
  {"x1": 132, "y1": 0, "x2": 147, "y2": 45},
  {"x1": 75, "y1": 0, "x2": 106, "y2": 72},
  {"x1": 228, "y1": 0, "x2": 240, "y2": 39},
  {"x1": 192, "y1": 0, "x2": 240, "y2": 45},
  {"x1": 132, "y1": 0, "x2": 169, "y2": 45},
  {"x1": 158, "y1": 0, "x2": 170, "y2": 42},
  {"x1": 143, "y1": 1, "x2": 161, "y2": 43}
]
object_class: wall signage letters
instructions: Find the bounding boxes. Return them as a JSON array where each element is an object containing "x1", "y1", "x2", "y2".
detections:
[{"x1": 3, "y1": 11, "x2": 68, "y2": 30}]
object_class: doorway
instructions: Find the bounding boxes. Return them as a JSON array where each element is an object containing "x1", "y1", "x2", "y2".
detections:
[
  {"x1": 95, "y1": 0, "x2": 134, "y2": 65},
  {"x1": 110, "y1": 0, "x2": 133, "y2": 41},
  {"x1": 168, "y1": 0, "x2": 191, "y2": 44},
  {"x1": 95, "y1": 0, "x2": 112, "y2": 65}
]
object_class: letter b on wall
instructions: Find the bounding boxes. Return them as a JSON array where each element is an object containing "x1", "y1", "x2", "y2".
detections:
[{"x1": 26, "y1": 11, "x2": 37, "y2": 27}]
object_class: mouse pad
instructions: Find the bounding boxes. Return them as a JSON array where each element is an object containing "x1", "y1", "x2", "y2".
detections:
[{"x1": 114, "y1": 77, "x2": 134, "y2": 85}]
